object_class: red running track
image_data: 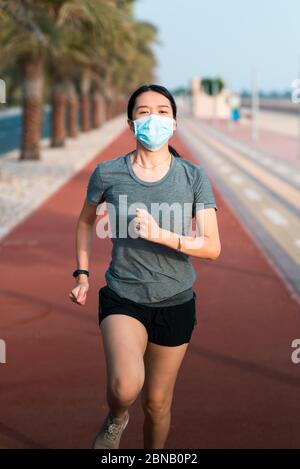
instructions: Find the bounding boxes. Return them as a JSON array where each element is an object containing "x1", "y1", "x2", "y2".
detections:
[{"x1": 0, "y1": 126, "x2": 300, "y2": 449}]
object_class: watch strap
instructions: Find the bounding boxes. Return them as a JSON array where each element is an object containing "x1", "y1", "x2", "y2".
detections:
[{"x1": 73, "y1": 269, "x2": 89, "y2": 278}]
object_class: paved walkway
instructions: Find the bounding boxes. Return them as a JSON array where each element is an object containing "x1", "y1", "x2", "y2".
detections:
[
  {"x1": 201, "y1": 115, "x2": 300, "y2": 167},
  {"x1": 1, "y1": 124, "x2": 300, "y2": 448},
  {"x1": 241, "y1": 108, "x2": 299, "y2": 138}
]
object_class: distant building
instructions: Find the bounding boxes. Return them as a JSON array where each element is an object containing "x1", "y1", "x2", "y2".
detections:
[{"x1": 191, "y1": 76, "x2": 231, "y2": 119}]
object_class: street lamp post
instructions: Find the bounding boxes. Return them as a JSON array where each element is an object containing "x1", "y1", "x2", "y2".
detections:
[
  {"x1": 298, "y1": 54, "x2": 300, "y2": 160},
  {"x1": 251, "y1": 69, "x2": 259, "y2": 143},
  {"x1": 213, "y1": 79, "x2": 218, "y2": 126}
]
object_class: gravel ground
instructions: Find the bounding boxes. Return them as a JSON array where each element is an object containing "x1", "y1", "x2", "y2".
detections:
[{"x1": 0, "y1": 114, "x2": 127, "y2": 239}]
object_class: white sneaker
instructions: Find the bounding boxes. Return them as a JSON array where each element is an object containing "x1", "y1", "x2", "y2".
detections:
[{"x1": 92, "y1": 410, "x2": 130, "y2": 449}]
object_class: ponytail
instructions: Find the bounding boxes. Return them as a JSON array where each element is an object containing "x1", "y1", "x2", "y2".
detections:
[{"x1": 168, "y1": 144, "x2": 182, "y2": 158}]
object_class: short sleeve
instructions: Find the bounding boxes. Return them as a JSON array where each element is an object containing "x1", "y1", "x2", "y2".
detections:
[
  {"x1": 86, "y1": 164, "x2": 105, "y2": 206},
  {"x1": 193, "y1": 167, "x2": 218, "y2": 215}
]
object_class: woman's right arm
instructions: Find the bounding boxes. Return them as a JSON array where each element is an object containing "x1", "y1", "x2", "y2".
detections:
[{"x1": 69, "y1": 198, "x2": 99, "y2": 306}]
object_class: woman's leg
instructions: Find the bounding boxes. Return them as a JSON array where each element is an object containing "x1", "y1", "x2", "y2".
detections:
[
  {"x1": 100, "y1": 314, "x2": 148, "y2": 419},
  {"x1": 141, "y1": 341, "x2": 189, "y2": 449}
]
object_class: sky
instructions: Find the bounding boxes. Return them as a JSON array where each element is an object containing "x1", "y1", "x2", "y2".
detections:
[{"x1": 134, "y1": 0, "x2": 300, "y2": 94}]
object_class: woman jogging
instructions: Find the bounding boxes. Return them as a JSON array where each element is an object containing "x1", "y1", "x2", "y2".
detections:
[{"x1": 69, "y1": 84, "x2": 221, "y2": 449}]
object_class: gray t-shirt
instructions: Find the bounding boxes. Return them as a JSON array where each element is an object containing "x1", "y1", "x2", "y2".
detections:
[{"x1": 86, "y1": 150, "x2": 218, "y2": 306}]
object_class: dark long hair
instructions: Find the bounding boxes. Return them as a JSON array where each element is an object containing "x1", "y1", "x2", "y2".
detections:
[{"x1": 127, "y1": 84, "x2": 182, "y2": 158}]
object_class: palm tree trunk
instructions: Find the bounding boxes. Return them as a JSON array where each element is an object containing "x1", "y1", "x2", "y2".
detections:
[
  {"x1": 99, "y1": 93, "x2": 107, "y2": 125},
  {"x1": 80, "y1": 93, "x2": 90, "y2": 131},
  {"x1": 105, "y1": 96, "x2": 112, "y2": 120},
  {"x1": 118, "y1": 97, "x2": 126, "y2": 115},
  {"x1": 92, "y1": 88, "x2": 107, "y2": 128},
  {"x1": 20, "y1": 56, "x2": 44, "y2": 160},
  {"x1": 80, "y1": 72, "x2": 91, "y2": 131},
  {"x1": 51, "y1": 81, "x2": 66, "y2": 147},
  {"x1": 66, "y1": 81, "x2": 78, "y2": 138}
]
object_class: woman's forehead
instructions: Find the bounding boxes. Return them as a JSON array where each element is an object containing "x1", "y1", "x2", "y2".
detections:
[{"x1": 134, "y1": 92, "x2": 171, "y2": 108}]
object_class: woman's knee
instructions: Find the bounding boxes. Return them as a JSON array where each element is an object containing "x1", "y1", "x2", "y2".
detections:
[
  {"x1": 109, "y1": 374, "x2": 144, "y2": 405},
  {"x1": 141, "y1": 393, "x2": 173, "y2": 419}
]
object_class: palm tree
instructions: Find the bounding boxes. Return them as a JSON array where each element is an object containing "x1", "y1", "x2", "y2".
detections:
[
  {"x1": 47, "y1": 0, "x2": 132, "y2": 136},
  {"x1": 0, "y1": 1, "x2": 59, "y2": 159},
  {"x1": 0, "y1": 0, "x2": 49, "y2": 159},
  {"x1": 43, "y1": 0, "x2": 129, "y2": 144},
  {"x1": 0, "y1": 0, "x2": 159, "y2": 159},
  {"x1": 20, "y1": 55, "x2": 46, "y2": 159},
  {"x1": 0, "y1": 0, "x2": 130, "y2": 156}
]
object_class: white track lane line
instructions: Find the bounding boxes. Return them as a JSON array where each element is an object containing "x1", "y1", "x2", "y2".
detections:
[
  {"x1": 263, "y1": 208, "x2": 289, "y2": 226},
  {"x1": 230, "y1": 174, "x2": 245, "y2": 185},
  {"x1": 274, "y1": 164, "x2": 290, "y2": 175},
  {"x1": 219, "y1": 164, "x2": 232, "y2": 174},
  {"x1": 244, "y1": 188, "x2": 262, "y2": 201}
]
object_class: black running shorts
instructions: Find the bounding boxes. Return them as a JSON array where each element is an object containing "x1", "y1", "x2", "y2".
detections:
[{"x1": 98, "y1": 285, "x2": 198, "y2": 347}]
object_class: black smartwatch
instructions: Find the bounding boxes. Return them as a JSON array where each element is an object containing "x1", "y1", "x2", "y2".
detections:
[{"x1": 72, "y1": 269, "x2": 89, "y2": 278}]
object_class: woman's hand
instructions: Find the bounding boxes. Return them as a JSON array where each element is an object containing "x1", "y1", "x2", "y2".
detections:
[
  {"x1": 69, "y1": 279, "x2": 89, "y2": 305},
  {"x1": 134, "y1": 208, "x2": 161, "y2": 242}
]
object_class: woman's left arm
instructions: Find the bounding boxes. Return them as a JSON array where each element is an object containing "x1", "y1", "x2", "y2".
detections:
[
  {"x1": 134, "y1": 207, "x2": 221, "y2": 260},
  {"x1": 158, "y1": 207, "x2": 221, "y2": 260}
]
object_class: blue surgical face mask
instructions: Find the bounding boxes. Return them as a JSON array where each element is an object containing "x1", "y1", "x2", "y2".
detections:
[{"x1": 132, "y1": 113, "x2": 174, "y2": 151}]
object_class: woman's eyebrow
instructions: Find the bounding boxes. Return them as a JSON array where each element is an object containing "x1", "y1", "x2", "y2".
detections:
[{"x1": 136, "y1": 104, "x2": 170, "y2": 110}]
